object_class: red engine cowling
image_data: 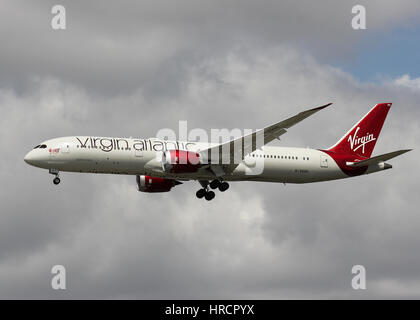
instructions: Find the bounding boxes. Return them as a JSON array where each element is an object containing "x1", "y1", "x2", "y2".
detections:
[
  {"x1": 136, "y1": 175, "x2": 181, "y2": 193},
  {"x1": 162, "y1": 150, "x2": 201, "y2": 173}
]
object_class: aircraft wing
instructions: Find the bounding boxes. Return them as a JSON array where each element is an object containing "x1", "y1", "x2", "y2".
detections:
[
  {"x1": 346, "y1": 149, "x2": 412, "y2": 167},
  {"x1": 200, "y1": 103, "x2": 332, "y2": 175}
]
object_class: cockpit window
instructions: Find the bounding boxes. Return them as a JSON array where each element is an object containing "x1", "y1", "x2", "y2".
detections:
[
  {"x1": 39, "y1": 144, "x2": 47, "y2": 149},
  {"x1": 33, "y1": 145, "x2": 40, "y2": 149}
]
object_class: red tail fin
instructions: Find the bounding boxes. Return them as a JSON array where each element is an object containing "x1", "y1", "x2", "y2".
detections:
[{"x1": 328, "y1": 103, "x2": 391, "y2": 158}]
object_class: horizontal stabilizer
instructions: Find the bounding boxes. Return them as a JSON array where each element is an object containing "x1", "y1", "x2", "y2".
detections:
[{"x1": 347, "y1": 149, "x2": 412, "y2": 167}]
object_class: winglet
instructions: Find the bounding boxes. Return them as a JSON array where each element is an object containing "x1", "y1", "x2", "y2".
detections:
[
  {"x1": 311, "y1": 102, "x2": 333, "y2": 112},
  {"x1": 297, "y1": 102, "x2": 332, "y2": 119}
]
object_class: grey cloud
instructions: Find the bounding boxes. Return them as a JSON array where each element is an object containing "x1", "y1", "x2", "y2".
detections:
[{"x1": 2, "y1": 0, "x2": 420, "y2": 95}]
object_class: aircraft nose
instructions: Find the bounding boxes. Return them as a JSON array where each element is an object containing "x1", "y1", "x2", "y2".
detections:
[{"x1": 24, "y1": 150, "x2": 36, "y2": 165}]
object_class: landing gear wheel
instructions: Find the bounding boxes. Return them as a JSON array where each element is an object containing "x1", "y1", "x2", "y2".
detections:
[
  {"x1": 209, "y1": 179, "x2": 220, "y2": 189},
  {"x1": 218, "y1": 182, "x2": 229, "y2": 192},
  {"x1": 205, "y1": 191, "x2": 215, "y2": 201},
  {"x1": 53, "y1": 177, "x2": 61, "y2": 185},
  {"x1": 196, "y1": 189, "x2": 206, "y2": 199}
]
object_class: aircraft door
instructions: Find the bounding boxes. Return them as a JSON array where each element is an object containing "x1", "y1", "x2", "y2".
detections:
[
  {"x1": 61, "y1": 143, "x2": 70, "y2": 153},
  {"x1": 134, "y1": 149, "x2": 143, "y2": 158},
  {"x1": 320, "y1": 154, "x2": 328, "y2": 168}
]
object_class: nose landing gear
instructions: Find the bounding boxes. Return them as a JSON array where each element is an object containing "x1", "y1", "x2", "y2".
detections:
[{"x1": 49, "y1": 169, "x2": 61, "y2": 185}]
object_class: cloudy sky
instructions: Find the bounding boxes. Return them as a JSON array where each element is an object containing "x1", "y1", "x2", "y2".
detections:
[{"x1": 1, "y1": 0, "x2": 420, "y2": 299}]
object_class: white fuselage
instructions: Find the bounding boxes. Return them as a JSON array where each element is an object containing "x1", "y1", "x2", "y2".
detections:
[{"x1": 24, "y1": 136, "x2": 385, "y2": 184}]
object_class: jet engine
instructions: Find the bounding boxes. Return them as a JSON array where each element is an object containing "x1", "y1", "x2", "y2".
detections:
[
  {"x1": 136, "y1": 175, "x2": 182, "y2": 193},
  {"x1": 161, "y1": 150, "x2": 201, "y2": 173}
]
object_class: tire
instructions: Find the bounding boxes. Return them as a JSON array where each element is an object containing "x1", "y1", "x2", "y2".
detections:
[
  {"x1": 196, "y1": 189, "x2": 206, "y2": 198},
  {"x1": 53, "y1": 177, "x2": 61, "y2": 185},
  {"x1": 209, "y1": 179, "x2": 220, "y2": 189},
  {"x1": 205, "y1": 191, "x2": 215, "y2": 201},
  {"x1": 218, "y1": 182, "x2": 229, "y2": 192}
]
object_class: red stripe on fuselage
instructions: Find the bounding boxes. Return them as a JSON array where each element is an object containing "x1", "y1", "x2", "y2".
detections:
[{"x1": 319, "y1": 149, "x2": 369, "y2": 177}]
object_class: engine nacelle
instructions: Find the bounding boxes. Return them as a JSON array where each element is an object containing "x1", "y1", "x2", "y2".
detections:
[
  {"x1": 136, "y1": 175, "x2": 181, "y2": 193},
  {"x1": 162, "y1": 150, "x2": 201, "y2": 173}
]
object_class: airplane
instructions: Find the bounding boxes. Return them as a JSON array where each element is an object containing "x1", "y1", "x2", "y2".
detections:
[{"x1": 24, "y1": 102, "x2": 411, "y2": 201}]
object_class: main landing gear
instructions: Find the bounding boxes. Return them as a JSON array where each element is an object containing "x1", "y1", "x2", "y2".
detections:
[
  {"x1": 196, "y1": 179, "x2": 229, "y2": 201},
  {"x1": 49, "y1": 169, "x2": 61, "y2": 185},
  {"x1": 209, "y1": 179, "x2": 229, "y2": 192},
  {"x1": 196, "y1": 188, "x2": 215, "y2": 201}
]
